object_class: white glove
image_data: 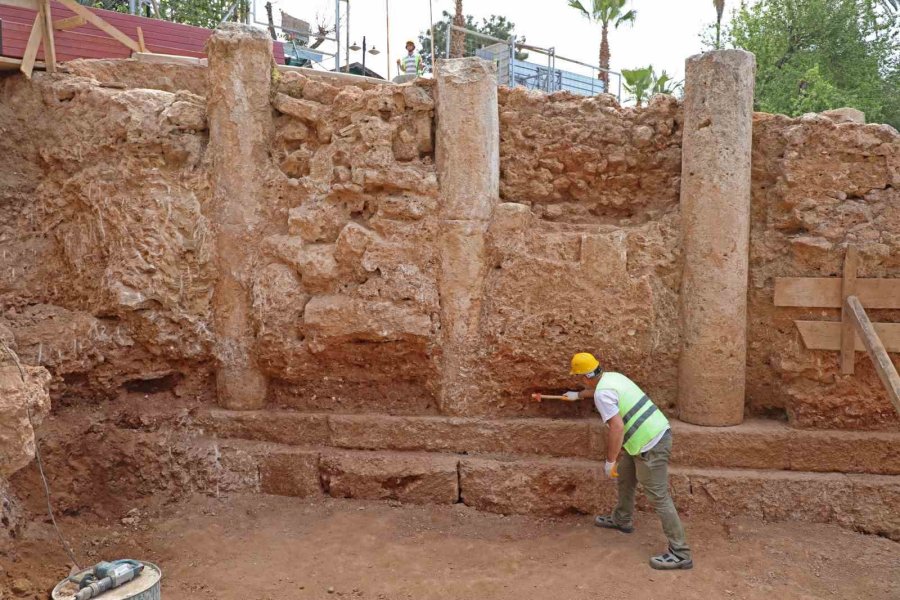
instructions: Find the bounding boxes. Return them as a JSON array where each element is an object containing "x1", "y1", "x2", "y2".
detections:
[
  {"x1": 563, "y1": 391, "x2": 580, "y2": 401},
  {"x1": 604, "y1": 460, "x2": 618, "y2": 478}
]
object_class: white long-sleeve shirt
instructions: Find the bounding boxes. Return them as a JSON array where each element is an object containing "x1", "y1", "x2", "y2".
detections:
[{"x1": 593, "y1": 388, "x2": 669, "y2": 454}]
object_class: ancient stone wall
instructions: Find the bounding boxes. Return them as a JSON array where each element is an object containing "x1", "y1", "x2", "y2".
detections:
[
  {"x1": 255, "y1": 69, "x2": 440, "y2": 414},
  {"x1": 0, "y1": 68, "x2": 214, "y2": 403},
  {"x1": 2, "y1": 54, "x2": 899, "y2": 431},
  {"x1": 748, "y1": 114, "x2": 900, "y2": 429},
  {"x1": 489, "y1": 88, "x2": 683, "y2": 414}
]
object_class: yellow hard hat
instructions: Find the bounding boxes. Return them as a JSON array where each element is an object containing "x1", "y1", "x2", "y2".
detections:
[{"x1": 570, "y1": 352, "x2": 600, "y2": 375}]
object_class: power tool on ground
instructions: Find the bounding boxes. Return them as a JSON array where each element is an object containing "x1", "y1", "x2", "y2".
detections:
[{"x1": 73, "y1": 559, "x2": 144, "y2": 600}]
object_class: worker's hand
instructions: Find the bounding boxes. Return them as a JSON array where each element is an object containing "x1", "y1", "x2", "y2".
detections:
[
  {"x1": 563, "y1": 391, "x2": 580, "y2": 401},
  {"x1": 396, "y1": 58, "x2": 401, "y2": 65},
  {"x1": 604, "y1": 460, "x2": 619, "y2": 479}
]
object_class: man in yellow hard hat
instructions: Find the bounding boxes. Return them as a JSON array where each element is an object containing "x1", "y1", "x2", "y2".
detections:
[
  {"x1": 397, "y1": 40, "x2": 424, "y2": 77},
  {"x1": 559, "y1": 352, "x2": 692, "y2": 570}
]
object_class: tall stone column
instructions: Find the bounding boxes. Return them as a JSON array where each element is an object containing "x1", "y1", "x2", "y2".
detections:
[
  {"x1": 206, "y1": 25, "x2": 272, "y2": 409},
  {"x1": 435, "y1": 58, "x2": 499, "y2": 415},
  {"x1": 677, "y1": 50, "x2": 756, "y2": 426}
]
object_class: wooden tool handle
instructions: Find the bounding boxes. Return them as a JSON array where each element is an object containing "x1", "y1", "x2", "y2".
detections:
[{"x1": 531, "y1": 393, "x2": 569, "y2": 401}]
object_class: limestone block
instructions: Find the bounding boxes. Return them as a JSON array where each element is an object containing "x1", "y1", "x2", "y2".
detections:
[
  {"x1": 302, "y1": 79, "x2": 339, "y2": 104},
  {"x1": 821, "y1": 107, "x2": 865, "y2": 124},
  {"x1": 0, "y1": 365, "x2": 51, "y2": 478},
  {"x1": 335, "y1": 222, "x2": 377, "y2": 265},
  {"x1": 280, "y1": 147, "x2": 313, "y2": 178},
  {"x1": 402, "y1": 85, "x2": 434, "y2": 111},
  {"x1": 361, "y1": 165, "x2": 438, "y2": 195},
  {"x1": 358, "y1": 116, "x2": 395, "y2": 147},
  {"x1": 287, "y1": 197, "x2": 363, "y2": 243},
  {"x1": 329, "y1": 414, "x2": 593, "y2": 458},
  {"x1": 459, "y1": 457, "x2": 615, "y2": 516},
  {"x1": 414, "y1": 113, "x2": 433, "y2": 154},
  {"x1": 202, "y1": 409, "x2": 330, "y2": 446},
  {"x1": 163, "y1": 98, "x2": 207, "y2": 131},
  {"x1": 294, "y1": 245, "x2": 339, "y2": 293},
  {"x1": 278, "y1": 70, "x2": 308, "y2": 98},
  {"x1": 376, "y1": 194, "x2": 437, "y2": 220},
  {"x1": 259, "y1": 449, "x2": 321, "y2": 497},
  {"x1": 272, "y1": 93, "x2": 324, "y2": 123},
  {"x1": 393, "y1": 127, "x2": 419, "y2": 161},
  {"x1": 320, "y1": 450, "x2": 459, "y2": 504},
  {"x1": 278, "y1": 120, "x2": 310, "y2": 143},
  {"x1": 303, "y1": 295, "x2": 434, "y2": 352}
]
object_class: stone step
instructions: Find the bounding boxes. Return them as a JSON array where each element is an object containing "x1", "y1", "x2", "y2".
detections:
[
  {"x1": 200, "y1": 409, "x2": 900, "y2": 475},
  {"x1": 214, "y1": 440, "x2": 900, "y2": 541}
]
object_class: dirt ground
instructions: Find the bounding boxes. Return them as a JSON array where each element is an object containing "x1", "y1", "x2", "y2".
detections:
[{"x1": 4, "y1": 494, "x2": 898, "y2": 600}]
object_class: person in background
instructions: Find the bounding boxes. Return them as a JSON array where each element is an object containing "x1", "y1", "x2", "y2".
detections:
[{"x1": 397, "y1": 40, "x2": 424, "y2": 77}]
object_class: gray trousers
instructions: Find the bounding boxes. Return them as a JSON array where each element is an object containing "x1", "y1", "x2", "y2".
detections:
[{"x1": 612, "y1": 430, "x2": 691, "y2": 559}]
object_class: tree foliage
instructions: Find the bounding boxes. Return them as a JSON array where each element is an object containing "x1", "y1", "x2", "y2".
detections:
[
  {"x1": 721, "y1": 0, "x2": 900, "y2": 128},
  {"x1": 567, "y1": 0, "x2": 637, "y2": 90},
  {"x1": 623, "y1": 66, "x2": 683, "y2": 106},
  {"x1": 79, "y1": 0, "x2": 252, "y2": 28},
  {"x1": 418, "y1": 11, "x2": 528, "y2": 65}
]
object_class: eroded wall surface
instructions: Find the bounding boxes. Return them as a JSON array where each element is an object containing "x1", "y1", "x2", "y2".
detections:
[
  {"x1": 0, "y1": 70, "x2": 213, "y2": 402},
  {"x1": 488, "y1": 89, "x2": 683, "y2": 415},
  {"x1": 749, "y1": 114, "x2": 900, "y2": 429},
  {"x1": 1, "y1": 59, "x2": 899, "y2": 430}
]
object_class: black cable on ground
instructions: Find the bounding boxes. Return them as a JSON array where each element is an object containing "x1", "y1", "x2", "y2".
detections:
[{"x1": 0, "y1": 339, "x2": 82, "y2": 571}]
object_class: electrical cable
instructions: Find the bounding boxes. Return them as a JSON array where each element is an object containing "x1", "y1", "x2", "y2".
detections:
[{"x1": 0, "y1": 339, "x2": 81, "y2": 571}]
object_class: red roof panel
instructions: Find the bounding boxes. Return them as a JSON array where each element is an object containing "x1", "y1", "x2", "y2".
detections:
[{"x1": 0, "y1": 2, "x2": 285, "y2": 63}]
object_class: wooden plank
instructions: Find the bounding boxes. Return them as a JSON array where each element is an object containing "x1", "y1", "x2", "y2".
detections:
[
  {"x1": 775, "y1": 277, "x2": 900, "y2": 309},
  {"x1": 53, "y1": 14, "x2": 84, "y2": 30},
  {"x1": 841, "y1": 247, "x2": 859, "y2": 374},
  {"x1": 136, "y1": 26, "x2": 146, "y2": 53},
  {"x1": 132, "y1": 51, "x2": 206, "y2": 67},
  {"x1": 846, "y1": 296, "x2": 900, "y2": 416},
  {"x1": 19, "y1": 14, "x2": 42, "y2": 78},
  {"x1": 38, "y1": 0, "x2": 57, "y2": 72},
  {"x1": 54, "y1": 0, "x2": 140, "y2": 52},
  {"x1": 795, "y1": 321, "x2": 900, "y2": 352},
  {"x1": 0, "y1": 0, "x2": 38, "y2": 9},
  {"x1": 0, "y1": 55, "x2": 43, "y2": 70}
]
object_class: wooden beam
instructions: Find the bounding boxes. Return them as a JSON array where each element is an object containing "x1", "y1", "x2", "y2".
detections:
[
  {"x1": 20, "y1": 14, "x2": 42, "y2": 79},
  {"x1": 795, "y1": 321, "x2": 900, "y2": 352},
  {"x1": 132, "y1": 52, "x2": 207, "y2": 67},
  {"x1": 0, "y1": 0, "x2": 39, "y2": 9},
  {"x1": 0, "y1": 56, "x2": 44, "y2": 71},
  {"x1": 53, "y1": 15, "x2": 86, "y2": 30},
  {"x1": 846, "y1": 296, "x2": 900, "y2": 416},
  {"x1": 840, "y1": 247, "x2": 859, "y2": 374},
  {"x1": 38, "y1": 0, "x2": 57, "y2": 73},
  {"x1": 775, "y1": 277, "x2": 900, "y2": 309},
  {"x1": 54, "y1": 0, "x2": 141, "y2": 53},
  {"x1": 136, "y1": 26, "x2": 147, "y2": 53}
]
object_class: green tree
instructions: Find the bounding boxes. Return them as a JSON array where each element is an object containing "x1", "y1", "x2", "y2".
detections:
[
  {"x1": 567, "y1": 0, "x2": 637, "y2": 92},
  {"x1": 419, "y1": 11, "x2": 528, "y2": 65},
  {"x1": 722, "y1": 0, "x2": 900, "y2": 128},
  {"x1": 623, "y1": 66, "x2": 683, "y2": 106},
  {"x1": 713, "y1": 0, "x2": 726, "y2": 48}
]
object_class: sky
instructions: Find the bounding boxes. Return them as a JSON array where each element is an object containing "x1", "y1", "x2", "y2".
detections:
[{"x1": 255, "y1": 0, "x2": 722, "y2": 83}]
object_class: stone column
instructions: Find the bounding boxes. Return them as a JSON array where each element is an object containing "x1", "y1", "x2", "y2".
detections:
[
  {"x1": 677, "y1": 50, "x2": 756, "y2": 426},
  {"x1": 435, "y1": 58, "x2": 499, "y2": 415},
  {"x1": 206, "y1": 25, "x2": 272, "y2": 409}
]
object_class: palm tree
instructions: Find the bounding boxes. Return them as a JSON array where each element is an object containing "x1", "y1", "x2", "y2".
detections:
[
  {"x1": 713, "y1": 0, "x2": 725, "y2": 49},
  {"x1": 568, "y1": 0, "x2": 637, "y2": 92},
  {"x1": 450, "y1": 0, "x2": 466, "y2": 58}
]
